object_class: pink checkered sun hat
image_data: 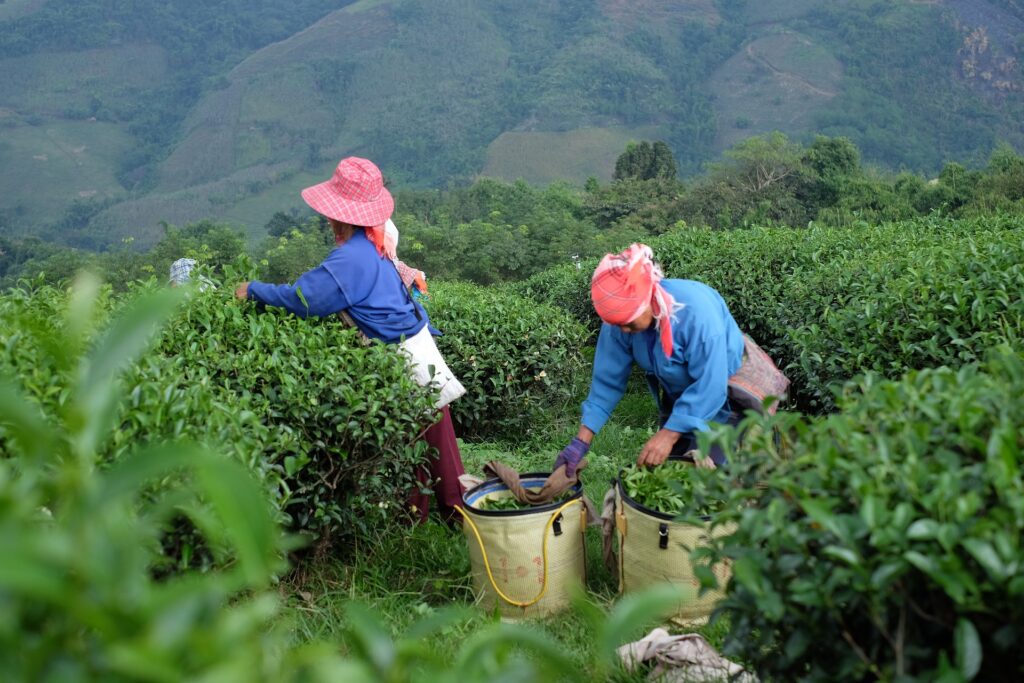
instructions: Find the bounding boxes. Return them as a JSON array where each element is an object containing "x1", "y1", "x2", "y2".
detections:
[{"x1": 301, "y1": 157, "x2": 394, "y2": 227}]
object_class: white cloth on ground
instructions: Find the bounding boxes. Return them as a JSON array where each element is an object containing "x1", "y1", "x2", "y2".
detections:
[{"x1": 617, "y1": 628, "x2": 757, "y2": 683}]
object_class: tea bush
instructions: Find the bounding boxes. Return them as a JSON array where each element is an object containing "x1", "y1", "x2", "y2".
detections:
[
  {"x1": 1, "y1": 273, "x2": 594, "y2": 548},
  {"x1": 515, "y1": 215, "x2": 1024, "y2": 412},
  {"x1": 0, "y1": 281, "x2": 351, "y2": 682},
  {"x1": 144, "y1": 287, "x2": 441, "y2": 541},
  {"x1": 0, "y1": 276, "x2": 686, "y2": 683},
  {"x1": 702, "y1": 349, "x2": 1024, "y2": 682},
  {"x1": 0, "y1": 279, "x2": 439, "y2": 550},
  {"x1": 424, "y1": 282, "x2": 589, "y2": 440},
  {"x1": 512, "y1": 262, "x2": 600, "y2": 339}
]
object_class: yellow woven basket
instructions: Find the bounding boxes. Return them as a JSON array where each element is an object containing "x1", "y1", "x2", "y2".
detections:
[
  {"x1": 457, "y1": 474, "x2": 587, "y2": 620},
  {"x1": 613, "y1": 475, "x2": 734, "y2": 627}
]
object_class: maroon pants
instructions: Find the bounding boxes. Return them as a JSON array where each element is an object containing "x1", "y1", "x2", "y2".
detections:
[{"x1": 409, "y1": 405, "x2": 466, "y2": 523}]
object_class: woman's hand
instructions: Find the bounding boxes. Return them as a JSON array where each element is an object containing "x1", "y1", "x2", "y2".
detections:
[
  {"x1": 636, "y1": 429, "x2": 681, "y2": 468},
  {"x1": 234, "y1": 282, "x2": 250, "y2": 300},
  {"x1": 553, "y1": 438, "x2": 589, "y2": 478}
]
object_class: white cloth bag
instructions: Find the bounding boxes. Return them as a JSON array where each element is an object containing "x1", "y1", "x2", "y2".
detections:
[{"x1": 398, "y1": 325, "x2": 466, "y2": 409}]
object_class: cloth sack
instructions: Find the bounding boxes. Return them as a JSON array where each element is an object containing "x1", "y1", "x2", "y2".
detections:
[
  {"x1": 477, "y1": 460, "x2": 599, "y2": 525},
  {"x1": 399, "y1": 324, "x2": 466, "y2": 410},
  {"x1": 727, "y1": 334, "x2": 789, "y2": 416},
  {"x1": 618, "y1": 628, "x2": 757, "y2": 683}
]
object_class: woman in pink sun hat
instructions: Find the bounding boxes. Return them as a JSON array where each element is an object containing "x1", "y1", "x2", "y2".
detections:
[{"x1": 234, "y1": 156, "x2": 466, "y2": 524}]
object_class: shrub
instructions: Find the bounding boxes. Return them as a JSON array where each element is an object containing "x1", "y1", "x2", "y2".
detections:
[
  {"x1": 424, "y1": 282, "x2": 589, "y2": 440},
  {"x1": 512, "y1": 261, "x2": 599, "y2": 335},
  {"x1": 702, "y1": 349, "x2": 1024, "y2": 682},
  {"x1": 515, "y1": 215, "x2": 1024, "y2": 412},
  {"x1": 3, "y1": 275, "x2": 680, "y2": 683},
  {"x1": 0, "y1": 278, "x2": 439, "y2": 552},
  {"x1": 144, "y1": 285, "x2": 438, "y2": 541},
  {"x1": 0, "y1": 280, "x2": 347, "y2": 682},
  {"x1": 256, "y1": 219, "x2": 334, "y2": 283}
]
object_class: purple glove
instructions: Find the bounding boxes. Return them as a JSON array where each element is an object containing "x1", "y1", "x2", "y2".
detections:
[{"x1": 553, "y1": 438, "x2": 589, "y2": 478}]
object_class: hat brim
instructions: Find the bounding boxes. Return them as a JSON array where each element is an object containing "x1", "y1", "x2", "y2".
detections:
[{"x1": 301, "y1": 181, "x2": 395, "y2": 227}]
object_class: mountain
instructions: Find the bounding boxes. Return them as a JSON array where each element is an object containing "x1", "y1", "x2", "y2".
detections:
[{"x1": 0, "y1": 0, "x2": 1022, "y2": 248}]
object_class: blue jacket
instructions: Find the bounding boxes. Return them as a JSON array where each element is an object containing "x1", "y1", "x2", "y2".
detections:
[
  {"x1": 581, "y1": 279, "x2": 744, "y2": 435},
  {"x1": 247, "y1": 230, "x2": 433, "y2": 343}
]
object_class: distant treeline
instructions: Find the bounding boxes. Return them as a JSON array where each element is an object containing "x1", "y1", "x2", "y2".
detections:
[
  {"x1": 5, "y1": 0, "x2": 1020, "y2": 205},
  {"x1": 2, "y1": 134, "x2": 1022, "y2": 290}
]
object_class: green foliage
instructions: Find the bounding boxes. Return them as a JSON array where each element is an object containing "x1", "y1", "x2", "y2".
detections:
[
  {"x1": 395, "y1": 179, "x2": 639, "y2": 285},
  {"x1": 702, "y1": 349, "x2": 1024, "y2": 682},
  {"x1": 106, "y1": 220, "x2": 249, "y2": 287},
  {"x1": 512, "y1": 262, "x2": 600, "y2": 335},
  {"x1": 0, "y1": 275, "x2": 351, "y2": 682},
  {"x1": 621, "y1": 461, "x2": 724, "y2": 517},
  {"x1": 256, "y1": 218, "x2": 334, "y2": 283},
  {"x1": 424, "y1": 282, "x2": 589, "y2": 440},
  {"x1": 0, "y1": 272, "x2": 687, "y2": 682},
  {"x1": 613, "y1": 141, "x2": 678, "y2": 181},
  {"x1": 580, "y1": 176, "x2": 687, "y2": 235},
  {"x1": 2, "y1": 220, "x2": 248, "y2": 292},
  {"x1": 688, "y1": 132, "x2": 812, "y2": 229},
  {"x1": 514, "y1": 214, "x2": 1024, "y2": 413},
  {"x1": 0, "y1": 238, "x2": 96, "y2": 290},
  {"x1": 0, "y1": 272, "x2": 439, "y2": 551},
  {"x1": 148, "y1": 280, "x2": 438, "y2": 541}
]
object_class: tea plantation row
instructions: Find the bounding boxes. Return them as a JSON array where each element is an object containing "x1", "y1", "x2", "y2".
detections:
[
  {"x1": 516, "y1": 214, "x2": 1024, "y2": 411},
  {"x1": 0, "y1": 274, "x2": 588, "y2": 558},
  {"x1": 700, "y1": 348, "x2": 1024, "y2": 681}
]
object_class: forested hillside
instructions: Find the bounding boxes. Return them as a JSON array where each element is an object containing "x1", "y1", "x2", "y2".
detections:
[{"x1": 0, "y1": 0, "x2": 1022, "y2": 248}]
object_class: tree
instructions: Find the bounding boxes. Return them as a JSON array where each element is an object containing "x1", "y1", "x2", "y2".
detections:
[
  {"x1": 803, "y1": 136, "x2": 860, "y2": 179},
  {"x1": 714, "y1": 132, "x2": 803, "y2": 194},
  {"x1": 613, "y1": 141, "x2": 678, "y2": 181},
  {"x1": 799, "y1": 136, "x2": 863, "y2": 209}
]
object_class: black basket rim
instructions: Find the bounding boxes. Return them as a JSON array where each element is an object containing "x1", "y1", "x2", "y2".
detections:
[{"x1": 462, "y1": 471, "x2": 583, "y2": 517}]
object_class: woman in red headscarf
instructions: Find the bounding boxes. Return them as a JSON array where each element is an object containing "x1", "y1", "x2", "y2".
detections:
[{"x1": 553, "y1": 244, "x2": 746, "y2": 475}]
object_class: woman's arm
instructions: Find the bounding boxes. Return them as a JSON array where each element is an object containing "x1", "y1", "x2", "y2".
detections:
[
  {"x1": 241, "y1": 266, "x2": 351, "y2": 318},
  {"x1": 580, "y1": 325, "x2": 635, "y2": 435}
]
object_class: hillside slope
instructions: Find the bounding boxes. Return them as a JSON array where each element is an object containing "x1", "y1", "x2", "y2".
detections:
[{"x1": 0, "y1": 0, "x2": 1022, "y2": 247}]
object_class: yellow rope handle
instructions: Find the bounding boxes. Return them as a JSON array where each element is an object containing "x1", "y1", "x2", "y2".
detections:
[{"x1": 455, "y1": 498, "x2": 583, "y2": 609}]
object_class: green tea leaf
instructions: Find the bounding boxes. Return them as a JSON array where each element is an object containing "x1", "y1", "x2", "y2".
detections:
[{"x1": 955, "y1": 618, "x2": 982, "y2": 679}]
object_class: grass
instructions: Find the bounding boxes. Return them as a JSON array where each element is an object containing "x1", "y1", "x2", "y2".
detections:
[
  {"x1": 481, "y1": 126, "x2": 668, "y2": 186},
  {"x1": 0, "y1": 119, "x2": 131, "y2": 234},
  {"x1": 707, "y1": 31, "x2": 841, "y2": 151},
  {"x1": 279, "y1": 382, "x2": 738, "y2": 678},
  {"x1": 0, "y1": 0, "x2": 48, "y2": 22}
]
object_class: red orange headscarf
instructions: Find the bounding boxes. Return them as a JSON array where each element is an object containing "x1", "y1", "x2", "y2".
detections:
[
  {"x1": 376, "y1": 219, "x2": 428, "y2": 293},
  {"x1": 591, "y1": 244, "x2": 679, "y2": 358}
]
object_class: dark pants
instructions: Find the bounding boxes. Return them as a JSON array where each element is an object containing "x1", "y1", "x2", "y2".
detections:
[
  {"x1": 655, "y1": 392, "x2": 742, "y2": 466},
  {"x1": 409, "y1": 405, "x2": 466, "y2": 523},
  {"x1": 663, "y1": 408, "x2": 741, "y2": 466}
]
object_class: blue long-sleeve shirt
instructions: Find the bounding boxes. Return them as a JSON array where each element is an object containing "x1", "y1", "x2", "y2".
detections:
[
  {"x1": 581, "y1": 279, "x2": 744, "y2": 435},
  {"x1": 247, "y1": 230, "x2": 433, "y2": 343}
]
